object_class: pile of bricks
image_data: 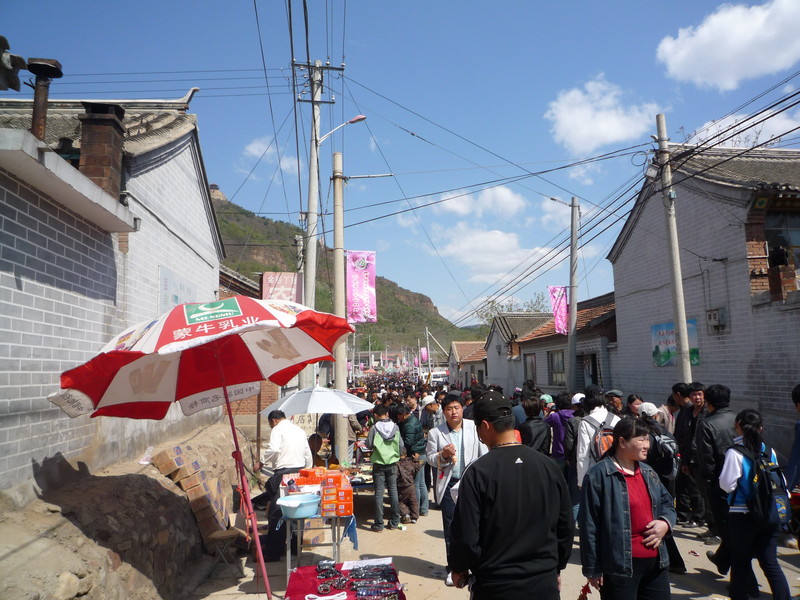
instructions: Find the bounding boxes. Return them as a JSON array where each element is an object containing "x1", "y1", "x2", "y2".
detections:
[{"x1": 151, "y1": 446, "x2": 229, "y2": 546}]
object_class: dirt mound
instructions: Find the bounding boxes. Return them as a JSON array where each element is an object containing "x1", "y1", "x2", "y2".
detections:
[{"x1": 0, "y1": 424, "x2": 259, "y2": 600}]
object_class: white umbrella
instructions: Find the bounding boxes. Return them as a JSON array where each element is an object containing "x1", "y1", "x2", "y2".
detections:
[{"x1": 268, "y1": 385, "x2": 374, "y2": 417}]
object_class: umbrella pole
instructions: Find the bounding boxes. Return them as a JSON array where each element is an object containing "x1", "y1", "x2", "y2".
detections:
[{"x1": 217, "y1": 370, "x2": 272, "y2": 597}]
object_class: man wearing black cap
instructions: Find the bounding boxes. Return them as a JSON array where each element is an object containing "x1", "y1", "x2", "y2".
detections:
[{"x1": 449, "y1": 391, "x2": 573, "y2": 599}]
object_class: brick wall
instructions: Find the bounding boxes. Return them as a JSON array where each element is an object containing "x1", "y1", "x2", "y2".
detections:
[
  {"x1": 0, "y1": 129, "x2": 223, "y2": 503},
  {"x1": 610, "y1": 179, "x2": 800, "y2": 457}
]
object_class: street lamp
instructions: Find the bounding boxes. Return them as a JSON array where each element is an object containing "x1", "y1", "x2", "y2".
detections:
[{"x1": 299, "y1": 114, "x2": 366, "y2": 391}]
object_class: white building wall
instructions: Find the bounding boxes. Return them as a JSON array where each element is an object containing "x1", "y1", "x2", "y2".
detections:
[
  {"x1": 484, "y1": 328, "x2": 525, "y2": 394},
  {"x1": 611, "y1": 180, "x2": 800, "y2": 454},
  {"x1": 0, "y1": 133, "x2": 222, "y2": 503}
]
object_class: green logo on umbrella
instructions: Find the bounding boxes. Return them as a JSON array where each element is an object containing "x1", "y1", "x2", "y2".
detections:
[{"x1": 184, "y1": 298, "x2": 243, "y2": 324}]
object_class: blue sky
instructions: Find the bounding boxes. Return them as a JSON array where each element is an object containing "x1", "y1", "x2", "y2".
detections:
[{"x1": 5, "y1": 1, "x2": 800, "y2": 328}]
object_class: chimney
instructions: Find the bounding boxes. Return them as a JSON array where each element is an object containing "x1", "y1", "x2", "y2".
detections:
[
  {"x1": 27, "y1": 58, "x2": 63, "y2": 141},
  {"x1": 78, "y1": 102, "x2": 126, "y2": 200}
]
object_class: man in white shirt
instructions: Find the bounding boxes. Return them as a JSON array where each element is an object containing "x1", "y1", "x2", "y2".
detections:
[
  {"x1": 576, "y1": 386, "x2": 620, "y2": 488},
  {"x1": 254, "y1": 410, "x2": 313, "y2": 561}
]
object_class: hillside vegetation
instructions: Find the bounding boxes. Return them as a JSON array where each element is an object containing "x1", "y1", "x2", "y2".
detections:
[{"x1": 212, "y1": 192, "x2": 487, "y2": 353}]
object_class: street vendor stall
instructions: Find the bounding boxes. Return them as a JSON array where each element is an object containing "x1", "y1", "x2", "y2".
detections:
[{"x1": 285, "y1": 558, "x2": 406, "y2": 600}]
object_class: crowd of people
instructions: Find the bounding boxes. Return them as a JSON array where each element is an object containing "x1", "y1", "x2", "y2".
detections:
[{"x1": 257, "y1": 375, "x2": 799, "y2": 600}]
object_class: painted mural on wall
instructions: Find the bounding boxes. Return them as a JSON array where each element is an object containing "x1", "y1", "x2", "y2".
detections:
[{"x1": 651, "y1": 319, "x2": 700, "y2": 367}]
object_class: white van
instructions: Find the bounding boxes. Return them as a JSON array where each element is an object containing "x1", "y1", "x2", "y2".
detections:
[{"x1": 429, "y1": 371, "x2": 448, "y2": 386}]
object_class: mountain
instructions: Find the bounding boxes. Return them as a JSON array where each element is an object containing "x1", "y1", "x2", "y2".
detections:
[{"x1": 210, "y1": 187, "x2": 487, "y2": 355}]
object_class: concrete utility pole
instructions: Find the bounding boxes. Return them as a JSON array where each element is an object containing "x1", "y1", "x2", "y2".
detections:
[
  {"x1": 566, "y1": 196, "x2": 579, "y2": 392},
  {"x1": 298, "y1": 61, "x2": 323, "y2": 390},
  {"x1": 332, "y1": 151, "x2": 349, "y2": 463},
  {"x1": 656, "y1": 113, "x2": 692, "y2": 382},
  {"x1": 425, "y1": 327, "x2": 433, "y2": 377}
]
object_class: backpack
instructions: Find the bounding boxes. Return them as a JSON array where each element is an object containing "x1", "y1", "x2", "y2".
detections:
[
  {"x1": 370, "y1": 430, "x2": 400, "y2": 465},
  {"x1": 732, "y1": 444, "x2": 790, "y2": 528},
  {"x1": 585, "y1": 413, "x2": 616, "y2": 462},
  {"x1": 649, "y1": 430, "x2": 679, "y2": 480}
]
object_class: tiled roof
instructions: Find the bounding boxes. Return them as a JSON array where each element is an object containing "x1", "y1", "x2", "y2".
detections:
[
  {"x1": 492, "y1": 312, "x2": 552, "y2": 343},
  {"x1": 517, "y1": 292, "x2": 615, "y2": 343},
  {"x1": 0, "y1": 88, "x2": 199, "y2": 157},
  {"x1": 451, "y1": 341, "x2": 485, "y2": 361},
  {"x1": 672, "y1": 144, "x2": 800, "y2": 191},
  {"x1": 461, "y1": 347, "x2": 487, "y2": 363}
]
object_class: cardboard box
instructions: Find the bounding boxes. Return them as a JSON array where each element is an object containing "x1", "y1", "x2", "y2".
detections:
[
  {"x1": 178, "y1": 469, "x2": 208, "y2": 491},
  {"x1": 154, "y1": 453, "x2": 189, "y2": 476},
  {"x1": 152, "y1": 446, "x2": 183, "y2": 465},
  {"x1": 189, "y1": 478, "x2": 222, "y2": 513},
  {"x1": 336, "y1": 488, "x2": 353, "y2": 502},
  {"x1": 197, "y1": 512, "x2": 227, "y2": 539},
  {"x1": 335, "y1": 501, "x2": 353, "y2": 516},
  {"x1": 172, "y1": 460, "x2": 202, "y2": 483}
]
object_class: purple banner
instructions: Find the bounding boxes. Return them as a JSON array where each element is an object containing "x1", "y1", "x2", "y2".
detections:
[
  {"x1": 548, "y1": 285, "x2": 569, "y2": 335},
  {"x1": 346, "y1": 251, "x2": 377, "y2": 323},
  {"x1": 420, "y1": 347, "x2": 428, "y2": 363}
]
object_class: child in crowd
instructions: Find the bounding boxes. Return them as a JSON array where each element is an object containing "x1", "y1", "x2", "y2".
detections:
[{"x1": 366, "y1": 404, "x2": 405, "y2": 531}]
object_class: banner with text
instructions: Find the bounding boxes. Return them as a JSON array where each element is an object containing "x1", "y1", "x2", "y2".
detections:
[
  {"x1": 261, "y1": 272, "x2": 303, "y2": 303},
  {"x1": 346, "y1": 251, "x2": 378, "y2": 323},
  {"x1": 548, "y1": 285, "x2": 569, "y2": 335}
]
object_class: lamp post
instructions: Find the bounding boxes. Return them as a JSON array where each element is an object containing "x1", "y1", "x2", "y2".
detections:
[{"x1": 298, "y1": 114, "x2": 366, "y2": 391}]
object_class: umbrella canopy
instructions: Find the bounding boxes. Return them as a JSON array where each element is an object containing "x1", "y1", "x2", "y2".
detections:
[
  {"x1": 270, "y1": 385, "x2": 374, "y2": 417},
  {"x1": 49, "y1": 296, "x2": 353, "y2": 420}
]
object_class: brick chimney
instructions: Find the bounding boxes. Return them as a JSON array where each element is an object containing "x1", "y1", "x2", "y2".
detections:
[{"x1": 78, "y1": 102, "x2": 126, "y2": 200}]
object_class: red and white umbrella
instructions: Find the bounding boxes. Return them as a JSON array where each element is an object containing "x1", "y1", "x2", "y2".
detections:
[
  {"x1": 49, "y1": 296, "x2": 353, "y2": 420},
  {"x1": 48, "y1": 296, "x2": 353, "y2": 599}
]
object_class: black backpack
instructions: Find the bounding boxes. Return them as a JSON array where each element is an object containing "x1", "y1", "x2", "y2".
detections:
[
  {"x1": 732, "y1": 444, "x2": 790, "y2": 527},
  {"x1": 649, "y1": 430, "x2": 680, "y2": 480}
]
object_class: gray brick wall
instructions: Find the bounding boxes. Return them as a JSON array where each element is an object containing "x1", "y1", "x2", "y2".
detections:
[
  {"x1": 610, "y1": 179, "x2": 800, "y2": 456},
  {"x1": 0, "y1": 131, "x2": 222, "y2": 501}
]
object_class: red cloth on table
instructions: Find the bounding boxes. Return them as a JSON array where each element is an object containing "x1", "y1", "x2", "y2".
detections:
[{"x1": 285, "y1": 564, "x2": 406, "y2": 600}]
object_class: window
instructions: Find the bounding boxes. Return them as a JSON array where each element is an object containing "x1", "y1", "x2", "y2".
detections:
[
  {"x1": 765, "y1": 208, "x2": 800, "y2": 270},
  {"x1": 524, "y1": 354, "x2": 536, "y2": 384},
  {"x1": 548, "y1": 350, "x2": 565, "y2": 386}
]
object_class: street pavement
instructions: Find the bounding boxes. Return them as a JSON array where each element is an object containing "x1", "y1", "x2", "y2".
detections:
[{"x1": 190, "y1": 492, "x2": 800, "y2": 599}]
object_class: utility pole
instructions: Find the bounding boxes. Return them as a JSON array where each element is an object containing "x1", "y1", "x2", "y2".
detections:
[
  {"x1": 656, "y1": 114, "x2": 692, "y2": 382},
  {"x1": 566, "y1": 196, "x2": 579, "y2": 392},
  {"x1": 331, "y1": 151, "x2": 350, "y2": 463},
  {"x1": 425, "y1": 327, "x2": 433, "y2": 377},
  {"x1": 298, "y1": 61, "x2": 324, "y2": 390}
]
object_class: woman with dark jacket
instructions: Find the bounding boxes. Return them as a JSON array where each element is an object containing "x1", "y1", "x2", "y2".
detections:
[
  {"x1": 719, "y1": 409, "x2": 790, "y2": 600},
  {"x1": 580, "y1": 418, "x2": 676, "y2": 600}
]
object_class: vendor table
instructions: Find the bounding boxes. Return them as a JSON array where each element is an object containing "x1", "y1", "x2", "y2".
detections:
[
  {"x1": 285, "y1": 562, "x2": 406, "y2": 600},
  {"x1": 284, "y1": 516, "x2": 348, "y2": 580}
]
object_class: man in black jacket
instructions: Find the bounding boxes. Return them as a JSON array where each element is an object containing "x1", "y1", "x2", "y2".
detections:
[
  {"x1": 673, "y1": 382, "x2": 707, "y2": 527},
  {"x1": 695, "y1": 384, "x2": 738, "y2": 578},
  {"x1": 449, "y1": 391, "x2": 573, "y2": 600}
]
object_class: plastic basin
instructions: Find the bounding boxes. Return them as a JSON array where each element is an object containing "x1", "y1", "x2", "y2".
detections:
[{"x1": 276, "y1": 493, "x2": 320, "y2": 519}]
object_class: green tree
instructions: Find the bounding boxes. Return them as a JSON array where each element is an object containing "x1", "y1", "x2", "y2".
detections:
[{"x1": 475, "y1": 292, "x2": 550, "y2": 325}]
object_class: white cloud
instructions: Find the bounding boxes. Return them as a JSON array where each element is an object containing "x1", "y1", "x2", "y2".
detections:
[
  {"x1": 537, "y1": 197, "x2": 572, "y2": 230},
  {"x1": 544, "y1": 75, "x2": 659, "y2": 155},
  {"x1": 657, "y1": 0, "x2": 800, "y2": 92},
  {"x1": 434, "y1": 186, "x2": 527, "y2": 218},
  {"x1": 437, "y1": 223, "x2": 562, "y2": 284},
  {"x1": 689, "y1": 109, "x2": 800, "y2": 147},
  {"x1": 242, "y1": 136, "x2": 299, "y2": 173},
  {"x1": 568, "y1": 163, "x2": 600, "y2": 185}
]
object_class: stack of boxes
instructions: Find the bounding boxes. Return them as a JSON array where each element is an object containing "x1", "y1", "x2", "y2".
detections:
[
  {"x1": 151, "y1": 446, "x2": 229, "y2": 545},
  {"x1": 320, "y1": 470, "x2": 353, "y2": 517}
]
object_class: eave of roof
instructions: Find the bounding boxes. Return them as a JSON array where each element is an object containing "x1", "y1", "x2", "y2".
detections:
[{"x1": 517, "y1": 292, "x2": 615, "y2": 343}]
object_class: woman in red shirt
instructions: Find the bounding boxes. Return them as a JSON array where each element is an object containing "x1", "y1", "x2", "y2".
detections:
[{"x1": 579, "y1": 418, "x2": 676, "y2": 600}]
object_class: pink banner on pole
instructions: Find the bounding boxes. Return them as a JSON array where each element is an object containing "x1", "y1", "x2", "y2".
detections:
[
  {"x1": 548, "y1": 285, "x2": 569, "y2": 335},
  {"x1": 346, "y1": 251, "x2": 377, "y2": 323},
  {"x1": 420, "y1": 347, "x2": 428, "y2": 363},
  {"x1": 413, "y1": 357, "x2": 419, "y2": 367}
]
